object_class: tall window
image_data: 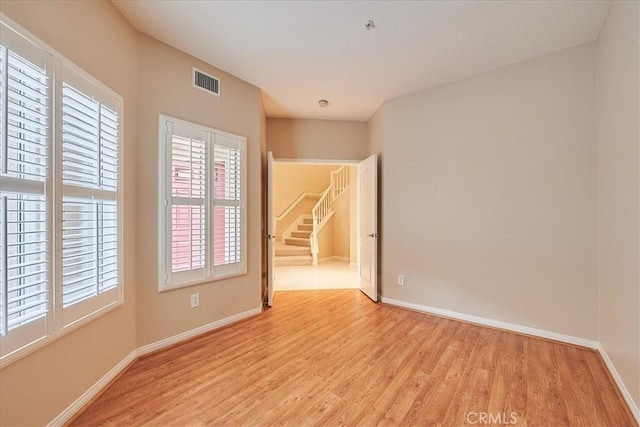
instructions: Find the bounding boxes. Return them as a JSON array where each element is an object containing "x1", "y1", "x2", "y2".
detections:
[
  {"x1": 0, "y1": 36, "x2": 51, "y2": 356},
  {"x1": 159, "y1": 115, "x2": 246, "y2": 291},
  {"x1": 59, "y1": 71, "x2": 121, "y2": 327},
  {"x1": 0, "y1": 18, "x2": 123, "y2": 365}
]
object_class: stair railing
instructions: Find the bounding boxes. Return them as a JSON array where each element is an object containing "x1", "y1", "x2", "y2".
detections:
[{"x1": 310, "y1": 166, "x2": 350, "y2": 265}]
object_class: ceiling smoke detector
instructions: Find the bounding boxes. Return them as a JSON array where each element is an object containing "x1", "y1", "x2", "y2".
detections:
[
  {"x1": 364, "y1": 20, "x2": 375, "y2": 30},
  {"x1": 318, "y1": 99, "x2": 328, "y2": 108}
]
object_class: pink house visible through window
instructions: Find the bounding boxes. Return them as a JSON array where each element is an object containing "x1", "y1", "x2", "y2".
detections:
[
  {"x1": 171, "y1": 137, "x2": 205, "y2": 273},
  {"x1": 170, "y1": 137, "x2": 231, "y2": 272},
  {"x1": 213, "y1": 161, "x2": 226, "y2": 266}
]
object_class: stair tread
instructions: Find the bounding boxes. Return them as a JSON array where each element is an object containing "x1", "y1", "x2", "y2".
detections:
[
  {"x1": 291, "y1": 231, "x2": 311, "y2": 238},
  {"x1": 285, "y1": 237, "x2": 311, "y2": 247},
  {"x1": 275, "y1": 244, "x2": 311, "y2": 256}
]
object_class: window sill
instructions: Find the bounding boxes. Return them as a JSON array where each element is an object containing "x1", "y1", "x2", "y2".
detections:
[
  {"x1": 0, "y1": 299, "x2": 124, "y2": 369},
  {"x1": 158, "y1": 270, "x2": 247, "y2": 293}
]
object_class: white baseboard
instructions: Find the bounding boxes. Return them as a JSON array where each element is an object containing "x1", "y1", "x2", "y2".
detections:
[
  {"x1": 380, "y1": 297, "x2": 599, "y2": 349},
  {"x1": 137, "y1": 306, "x2": 263, "y2": 357},
  {"x1": 598, "y1": 345, "x2": 640, "y2": 423},
  {"x1": 48, "y1": 350, "x2": 137, "y2": 427},
  {"x1": 49, "y1": 305, "x2": 263, "y2": 426}
]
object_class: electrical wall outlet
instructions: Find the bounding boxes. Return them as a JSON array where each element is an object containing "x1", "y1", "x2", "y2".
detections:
[
  {"x1": 190, "y1": 293, "x2": 200, "y2": 308},
  {"x1": 397, "y1": 275, "x2": 405, "y2": 286}
]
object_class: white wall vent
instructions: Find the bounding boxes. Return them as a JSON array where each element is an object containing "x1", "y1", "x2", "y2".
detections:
[{"x1": 193, "y1": 68, "x2": 220, "y2": 96}]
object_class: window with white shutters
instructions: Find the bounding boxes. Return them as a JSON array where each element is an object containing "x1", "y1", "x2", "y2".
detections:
[
  {"x1": 0, "y1": 17, "x2": 123, "y2": 365},
  {"x1": 159, "y1": 115, "x2": 246, "y2": 291},
  {"x1": 60, "y1": 78, "x2": 121, "y2": 326},
  {"x1": 0, "y1": 29, "x2": 52, "y2": 359}
]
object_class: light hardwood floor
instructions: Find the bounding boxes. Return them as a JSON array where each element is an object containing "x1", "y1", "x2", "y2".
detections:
[{"x1": 72, "y1": 290, "x2": 637, "y2": 426}]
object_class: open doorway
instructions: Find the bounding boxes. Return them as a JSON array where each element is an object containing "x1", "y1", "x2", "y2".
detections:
[
  {"x1": 272, "y1": 160, "x2": 358, "y2": 291},
  {"x1": 266, "y1": 153, "x2": 378, "y2": 306}
]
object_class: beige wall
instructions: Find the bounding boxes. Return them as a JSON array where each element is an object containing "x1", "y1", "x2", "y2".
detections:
[
  {"x1": 135, "y1": 33, "x2": 263, "y2": 347},
  {"x1": 273, "y1": 163, "x2": 337, "y2": 216},
  {"x1": 366, "y1": 106, "x2": 385, "y2": 157},
  {"x1": 267, "y1": 118, "x2": 367, "y2": 160},
  {"x1": 377, "y1": 44, "x2": 599, "y2": 340},
  {"x1": 318, "y1": 216, "x2": 335, "y2": 258},
  {"x1": 332, "y1": 188, "x2": 350, "y2": 258},
  {"x1": 597, "y1": 0, "x2": 640, "y2": 410},
  {"x1": 0, "y1": 1, "x2": 139, "y2": 425},
  {"x1": 349, "y1": 165, "x2": 357, "y2": 264}
]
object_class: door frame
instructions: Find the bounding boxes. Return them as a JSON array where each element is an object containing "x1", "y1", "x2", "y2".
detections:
[{"x1": 266, "y1": 157, "x2": 366, "y2": 302}]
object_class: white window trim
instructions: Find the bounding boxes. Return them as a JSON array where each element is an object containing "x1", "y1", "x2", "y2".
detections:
[
  {"x1": 157, "y1": 114, "x2": 247, "y2": 292},
  {"x1": 0, "y1": 14, "x2": 124, "y2": 369}
]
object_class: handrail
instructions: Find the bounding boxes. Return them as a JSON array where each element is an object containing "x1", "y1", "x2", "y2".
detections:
[
  {"x1": 310, "y1": 166, "x2": 350, "y2": 265},
  {"x1": 275, "y1": 192, "x2": 321, "y2": 221}
]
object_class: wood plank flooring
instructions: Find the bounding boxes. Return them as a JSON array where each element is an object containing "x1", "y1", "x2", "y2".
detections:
[{"x1": 71, "y1": 290, "x2": 637, "y2": 426}]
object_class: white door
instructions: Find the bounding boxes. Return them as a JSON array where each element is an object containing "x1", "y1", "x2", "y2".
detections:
[
  {"x1": 267, "y1": 151, "x2": 275, "y2": 306},
  {"x1": 358, "y1": 154, "x2": 378, "y2": 302}
]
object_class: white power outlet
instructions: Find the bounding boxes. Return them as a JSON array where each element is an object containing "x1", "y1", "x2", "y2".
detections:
[
  {"x1": 190, "y1": 293, "x2": 200, "y2": 308},
  {"x1": 397, "y1": 275, "x2": 405, "y2": 286}
]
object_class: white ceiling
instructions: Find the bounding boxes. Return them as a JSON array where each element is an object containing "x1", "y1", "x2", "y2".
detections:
[{"x1": 112, "y1": 0, "x2": 610, "y2": 122}]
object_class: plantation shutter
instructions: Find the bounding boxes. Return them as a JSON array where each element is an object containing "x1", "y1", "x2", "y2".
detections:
[
  {"x1": 0, "y1": 27, "x2": 53, "y2": 356},
  {"x1": 162, "y1": 121, "x2": 208, "y2": 286},
  {"x1": 211, "y1": 134, "x2": 244, "y2": 276},
  {"x1": 60, "y1": 67, "x2": 121, "y2": 326},
  {"x1": 171, "y1": 132, "x2": 207, "y2": 275}
]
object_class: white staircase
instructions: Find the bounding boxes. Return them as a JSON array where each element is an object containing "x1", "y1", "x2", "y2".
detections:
[{"x1": 275, "y1": 166, "x2": 350, "y2": 267}]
